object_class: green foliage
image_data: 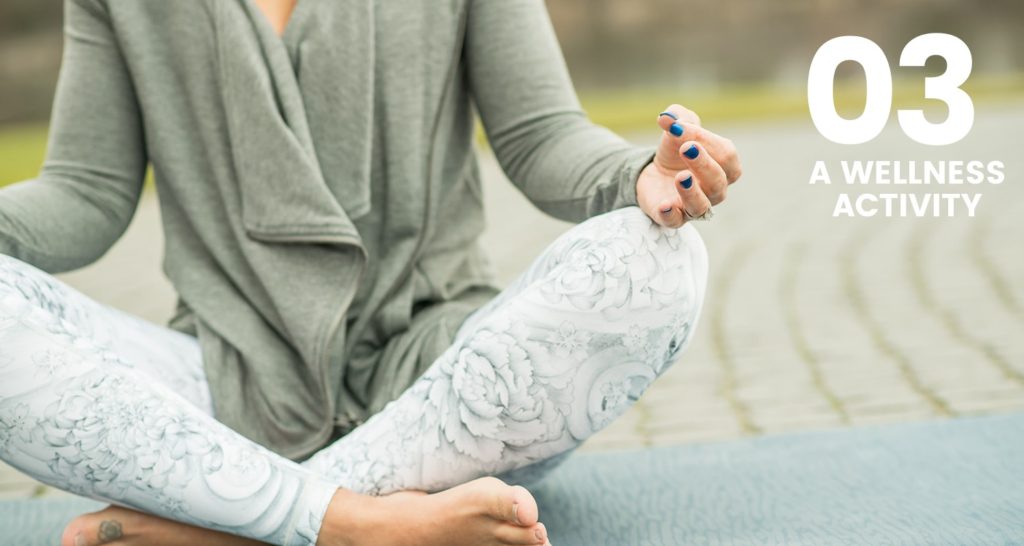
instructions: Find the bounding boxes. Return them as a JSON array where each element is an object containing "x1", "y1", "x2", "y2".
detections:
[
  {"x1": 576, "y1": 74, "x2": 1024, "y2": 134},
  {"x1": 0, "y1": 123, "x2": 48, "y2": 188},
  {"x1": 3, "y1": 74, "x2": 1023, "y2": 189}
]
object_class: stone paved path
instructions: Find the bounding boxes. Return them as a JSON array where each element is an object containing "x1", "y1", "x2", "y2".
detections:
[{"x1": 3, "y1": 102, "x2": 1023, "y2": 499}]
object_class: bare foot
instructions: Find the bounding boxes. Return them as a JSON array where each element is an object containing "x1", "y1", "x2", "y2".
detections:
[
  {"x1": 61, "y1": 477, "x2": 551, "y2": 546},
  {"x1": 61, "y1": 505, "x2": 263, "y2": 546},
  {"x1": 321, "y1": 477, "x2": 552, "y2": 546}
]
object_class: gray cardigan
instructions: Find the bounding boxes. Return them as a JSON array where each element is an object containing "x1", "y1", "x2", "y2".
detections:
[{"x1": 0, "y1": 0, "x2": 655, "y2": 460}]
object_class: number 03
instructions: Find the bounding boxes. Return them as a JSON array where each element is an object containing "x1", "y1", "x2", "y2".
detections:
[{"x1": 808, "y1": 34, "x2": 974, "y2": 145}]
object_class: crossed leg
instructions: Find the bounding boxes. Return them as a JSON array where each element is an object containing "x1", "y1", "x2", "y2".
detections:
[
  {"x1": 0, "y1": 253, "x2": 550, "y2": 546},
  {"x1": 0, "y1": 252, "x2": 340, "y2": 545},
  {"x1": 303, "y1": 207, "x2": 708, "y2": 494},
  {"x1": 0, "y1": 206, "x2": 708, "y2": 545}
]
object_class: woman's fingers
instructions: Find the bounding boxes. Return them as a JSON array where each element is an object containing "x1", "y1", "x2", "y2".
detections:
[
  {"x1": 657, "y1": 110, "x2": 742, "y2": 185},
  {"x1": 648, "y1": 104, "x2": 739, "y2": 226},
  {"x1": 639, "y1": 160, "x2": 714, "y2": 227},
  {"x1": 673, "y1": 168, "x2": 714, "y2": 220},
  {"x1": 658, "y1": 103, "x2": 701, "y2": 127},
  {"x1": 698, "y1": 131, "x2": 742, "y2": 185},
  {"x1": 645, "y1": 170, "x2": 690, "y2": 229},
  {"x1": 677, "y1": 141, "x2": 728, "y2": 206}
]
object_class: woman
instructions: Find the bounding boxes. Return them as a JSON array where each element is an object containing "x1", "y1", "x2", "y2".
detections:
[{"x1": 0, "y1": 0, "x2": 741, "y2": 544}]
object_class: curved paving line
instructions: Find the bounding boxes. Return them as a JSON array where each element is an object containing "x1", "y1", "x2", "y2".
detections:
[
  {"x1": 969, "y1": 214, "x2": 1024, "y2": 322},
  {"x1": 907, "y1": 223, "x2": 1024, "y2": 387},
  {"x1": 781, "y1": 242, "x2": 851, "y2": 424},
  {"x1": 709, "y1": 242, "x2": 761, "y2": 435},
  {"x1": 841, "y1": 227, "x2": 953, "y2": 417}
]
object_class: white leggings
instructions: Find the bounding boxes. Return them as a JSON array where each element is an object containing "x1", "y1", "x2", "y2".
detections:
[{"x1": 0, "y1": 207, "x2": 707, "y2": 545}]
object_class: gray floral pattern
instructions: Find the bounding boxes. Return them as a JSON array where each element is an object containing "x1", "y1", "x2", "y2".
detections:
[
  {"x1": 0, "y1": 206, "x2": 709, "y2": 544},
  {"x1": 305, "y1": 207, "x2": 709, "y2": 494},
  {"x1": 0, "y1": 255, "x2": 337, "y2": 546}
]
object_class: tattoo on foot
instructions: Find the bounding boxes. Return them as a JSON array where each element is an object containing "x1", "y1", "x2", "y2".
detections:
[{"x1": 98, "y1": 520, "x2": 123, "y2": 542}]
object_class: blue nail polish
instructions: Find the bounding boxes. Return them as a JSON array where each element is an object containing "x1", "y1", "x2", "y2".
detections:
[
  {"x1": 659, "y1": 111, "x2": 678, "y2": 120},
  {"x1": 684, "y1": 144, "x2": 699, "y2": 159},
  {"x1": 669, "y1": 123, "x2": 684, "y2": 137},
  {"x1": 680, "y1": 176, "x2": 693, "y2": 189}
]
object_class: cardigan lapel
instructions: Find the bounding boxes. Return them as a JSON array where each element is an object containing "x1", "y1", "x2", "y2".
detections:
[
  {"x1": 291, "y1": 0, "x2": 377, "y2": 220},
  {"x1": 210, "y1": 0, "x2": 367, "y2": 243}
]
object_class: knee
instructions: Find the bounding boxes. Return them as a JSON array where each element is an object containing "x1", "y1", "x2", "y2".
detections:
[
  {"x1": 612, "y1": 206, "x2": 709, "y2": 292},
  {"x1": 545, "y1": 206, "x2": 709, "y2": 317},
  {"x1": 0, "y1": 253, "x2": 38, "y2": 291},
  {"x1": 0, "y1": 254, "x2": 72, "y2": 320},
  {"x1": 0, "y1": 254, "x2": 29, "y2": 304}
]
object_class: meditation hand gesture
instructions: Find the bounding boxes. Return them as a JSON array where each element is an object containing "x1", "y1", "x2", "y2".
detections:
[{"x1": 636, "y1": 104, "x2": 743, "y2": 227}]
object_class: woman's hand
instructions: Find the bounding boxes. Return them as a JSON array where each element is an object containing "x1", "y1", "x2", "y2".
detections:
[{"x1": 636, "y1": 104, "x2": 743, "y2": 228}]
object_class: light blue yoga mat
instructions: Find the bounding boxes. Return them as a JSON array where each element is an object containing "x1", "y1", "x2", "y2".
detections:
[{"x1": 3, "y1": 413, "x2": 1023, "y2": 545}]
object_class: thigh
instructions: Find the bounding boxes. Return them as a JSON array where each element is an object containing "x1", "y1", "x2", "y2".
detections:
[
  {"x1": 458, "y1": 205, "x2": 706, "y2": 340},
  {"x1": 0, "y1": 255, "x2": 337, "y2": 545},
  {"x1": 305, "y1": 207, "x2": 708, "y2": 494},
  {"x1": 0, "y1": 254, "x2": 211, "y2": 414}
]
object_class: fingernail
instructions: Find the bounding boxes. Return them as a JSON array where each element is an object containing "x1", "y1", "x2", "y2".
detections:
[
  {"x1": 684, "y1": 144, "x2": 699, "y2": 159},
  {"x1": 659, "y1": 111, "x2": 678, "y2": 120},
  {"x1": 512, "y1": 502, "x2": 521, "y2": 525},
  {"x1": 536, "y1": 528, "x2": 546, "y2": 541},
  {"x1": 680, "y1": 176, "x2": 693, "y2": 189},
  {"x1": 74, "y1": 533, "x2": 86, "y2": 546},
  {"x1": 660, "y1": 206, "x2": 673, "y2": 214},
  {"x1": 669, "y1": 123, "x2": 684, "y2": 137}
]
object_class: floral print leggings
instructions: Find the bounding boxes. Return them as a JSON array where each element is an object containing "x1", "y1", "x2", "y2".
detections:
[{"x1": 0, "y1": 207, "x2": 707, "y2": 545}]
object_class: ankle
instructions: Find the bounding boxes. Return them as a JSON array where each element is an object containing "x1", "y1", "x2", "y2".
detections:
[{"x1": 316, "y1": 488, "x2": 378, "y2": 546}]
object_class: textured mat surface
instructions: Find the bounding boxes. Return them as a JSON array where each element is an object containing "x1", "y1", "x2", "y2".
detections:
[
  {"x1": 531, "y1": 413, "x2": 1024, "y2": 545},
  {"x1": 3, "y1": 413, "x2": 1023, "y2": 546}
]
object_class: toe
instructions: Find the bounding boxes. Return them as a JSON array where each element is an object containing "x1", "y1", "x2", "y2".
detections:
[
  {"x1": 507, "y1": 485, "x2": 539, "y2": 527},
  {"x1": 62, "y1": 508, "x2": 124, "y2": 546},
  {"x1": 60, "y1": 523, "x2": 87, "y2": 546},
  {"x1": 465, "y1": 477, "x2": 540, "y2": 527},
  {"x1": 468, "y1": 477, "x2": 536, "y2": 527},
  {"x1": 494, "y1": 522, "x2": 547, "y2": 545}
]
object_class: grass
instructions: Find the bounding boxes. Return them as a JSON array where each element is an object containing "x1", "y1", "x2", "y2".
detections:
[
  {"x1": 0, "y1": 123, "x2": 48, "y2": 188},
  {"x1": 2, "y1": 73, "x2": 1023, "y2": 188},
  {"x1": 573, "y1": 72, "x2": 1024, "y2": 134}
]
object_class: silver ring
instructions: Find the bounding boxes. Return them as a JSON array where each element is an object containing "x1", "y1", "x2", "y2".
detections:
[{"x1": 684, "y1": 205, "x2": 714, "y2": 222}]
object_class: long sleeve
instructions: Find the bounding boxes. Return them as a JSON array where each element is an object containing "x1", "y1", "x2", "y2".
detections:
[
  {"x1": 465, "y1": 0, "x2": 655, "y2": 223},
  {"x1": 0, "y1": 0, "x2": 146, "y2": 273}
]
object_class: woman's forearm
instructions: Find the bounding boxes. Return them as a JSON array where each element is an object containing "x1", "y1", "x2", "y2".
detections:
[
  {"x1": 466, "y1": 0, "x2": 654, "y2": 223},
  {"x1": 485, "y1": 110, "x2": 655, "y2": 222},
  {"x1": 0, "y1": 174, "x2": 141, "y2": 272},
  {"x1": 0, "y1": 0, "x2": 147, "y2": 272}
]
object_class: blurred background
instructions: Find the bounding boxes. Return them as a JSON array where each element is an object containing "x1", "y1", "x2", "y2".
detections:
[
  {"x1": 3, "y1": 0, "x2": 1024, "y2": 127},
  {"x1": 1, "y1": 0, "x2": 1023, "y2": 498}
]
